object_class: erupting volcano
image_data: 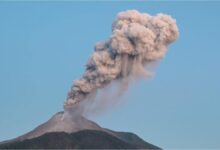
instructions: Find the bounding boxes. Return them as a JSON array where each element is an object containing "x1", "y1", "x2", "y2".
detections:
[{"x1": 0, "y1": 10, "x2": 179, "y2": 149}]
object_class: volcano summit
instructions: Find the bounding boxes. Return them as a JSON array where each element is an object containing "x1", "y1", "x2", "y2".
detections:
[{"x1": 0, "y1": 112, "x2": 161, "y2": 149}]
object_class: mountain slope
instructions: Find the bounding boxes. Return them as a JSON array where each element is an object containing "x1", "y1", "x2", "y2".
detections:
[
  {"x1": 0, "y1": 130, "x2": 160, "y2": 149},
  {"x1": 0, "y1": 111, "x2": 161, "y2": 149},
  {"x1": 112, "y1": 130, "x2": 159, "y2": 148},
  {"x1": 9, "y1": 112, "x2": 103, "y2": 142}
]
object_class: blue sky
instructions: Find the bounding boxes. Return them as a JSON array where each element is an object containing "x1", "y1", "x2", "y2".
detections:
[{"x1": 0, "y1": 1, "x2": 220, "y2": 149}]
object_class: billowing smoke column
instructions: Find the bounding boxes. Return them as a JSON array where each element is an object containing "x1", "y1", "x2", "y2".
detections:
[{"x1": 64, "y1": 10, "x2": 179, "y2": 110}]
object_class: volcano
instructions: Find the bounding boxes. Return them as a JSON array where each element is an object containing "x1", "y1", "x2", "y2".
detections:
[{"x1": 0, "y1": 112, "x2": 161, "y2": 149}]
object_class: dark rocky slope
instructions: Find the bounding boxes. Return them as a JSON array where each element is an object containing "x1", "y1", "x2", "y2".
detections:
[
  {"x1": 0, "y1": 112, "x2": 161, "y2": 149},
  {"x1": 0, "y1": 130, "x2": 160, "y2": 149}
]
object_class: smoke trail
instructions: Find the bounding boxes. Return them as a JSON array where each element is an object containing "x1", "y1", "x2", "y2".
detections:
[{"x1": 64, "y1": 10, "x2": 179, "y2": 110}]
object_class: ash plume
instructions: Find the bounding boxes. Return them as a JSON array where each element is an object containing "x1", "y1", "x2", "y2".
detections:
[{"x1": 64, "y1": 10, "x2": 179, "y2": 111}]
